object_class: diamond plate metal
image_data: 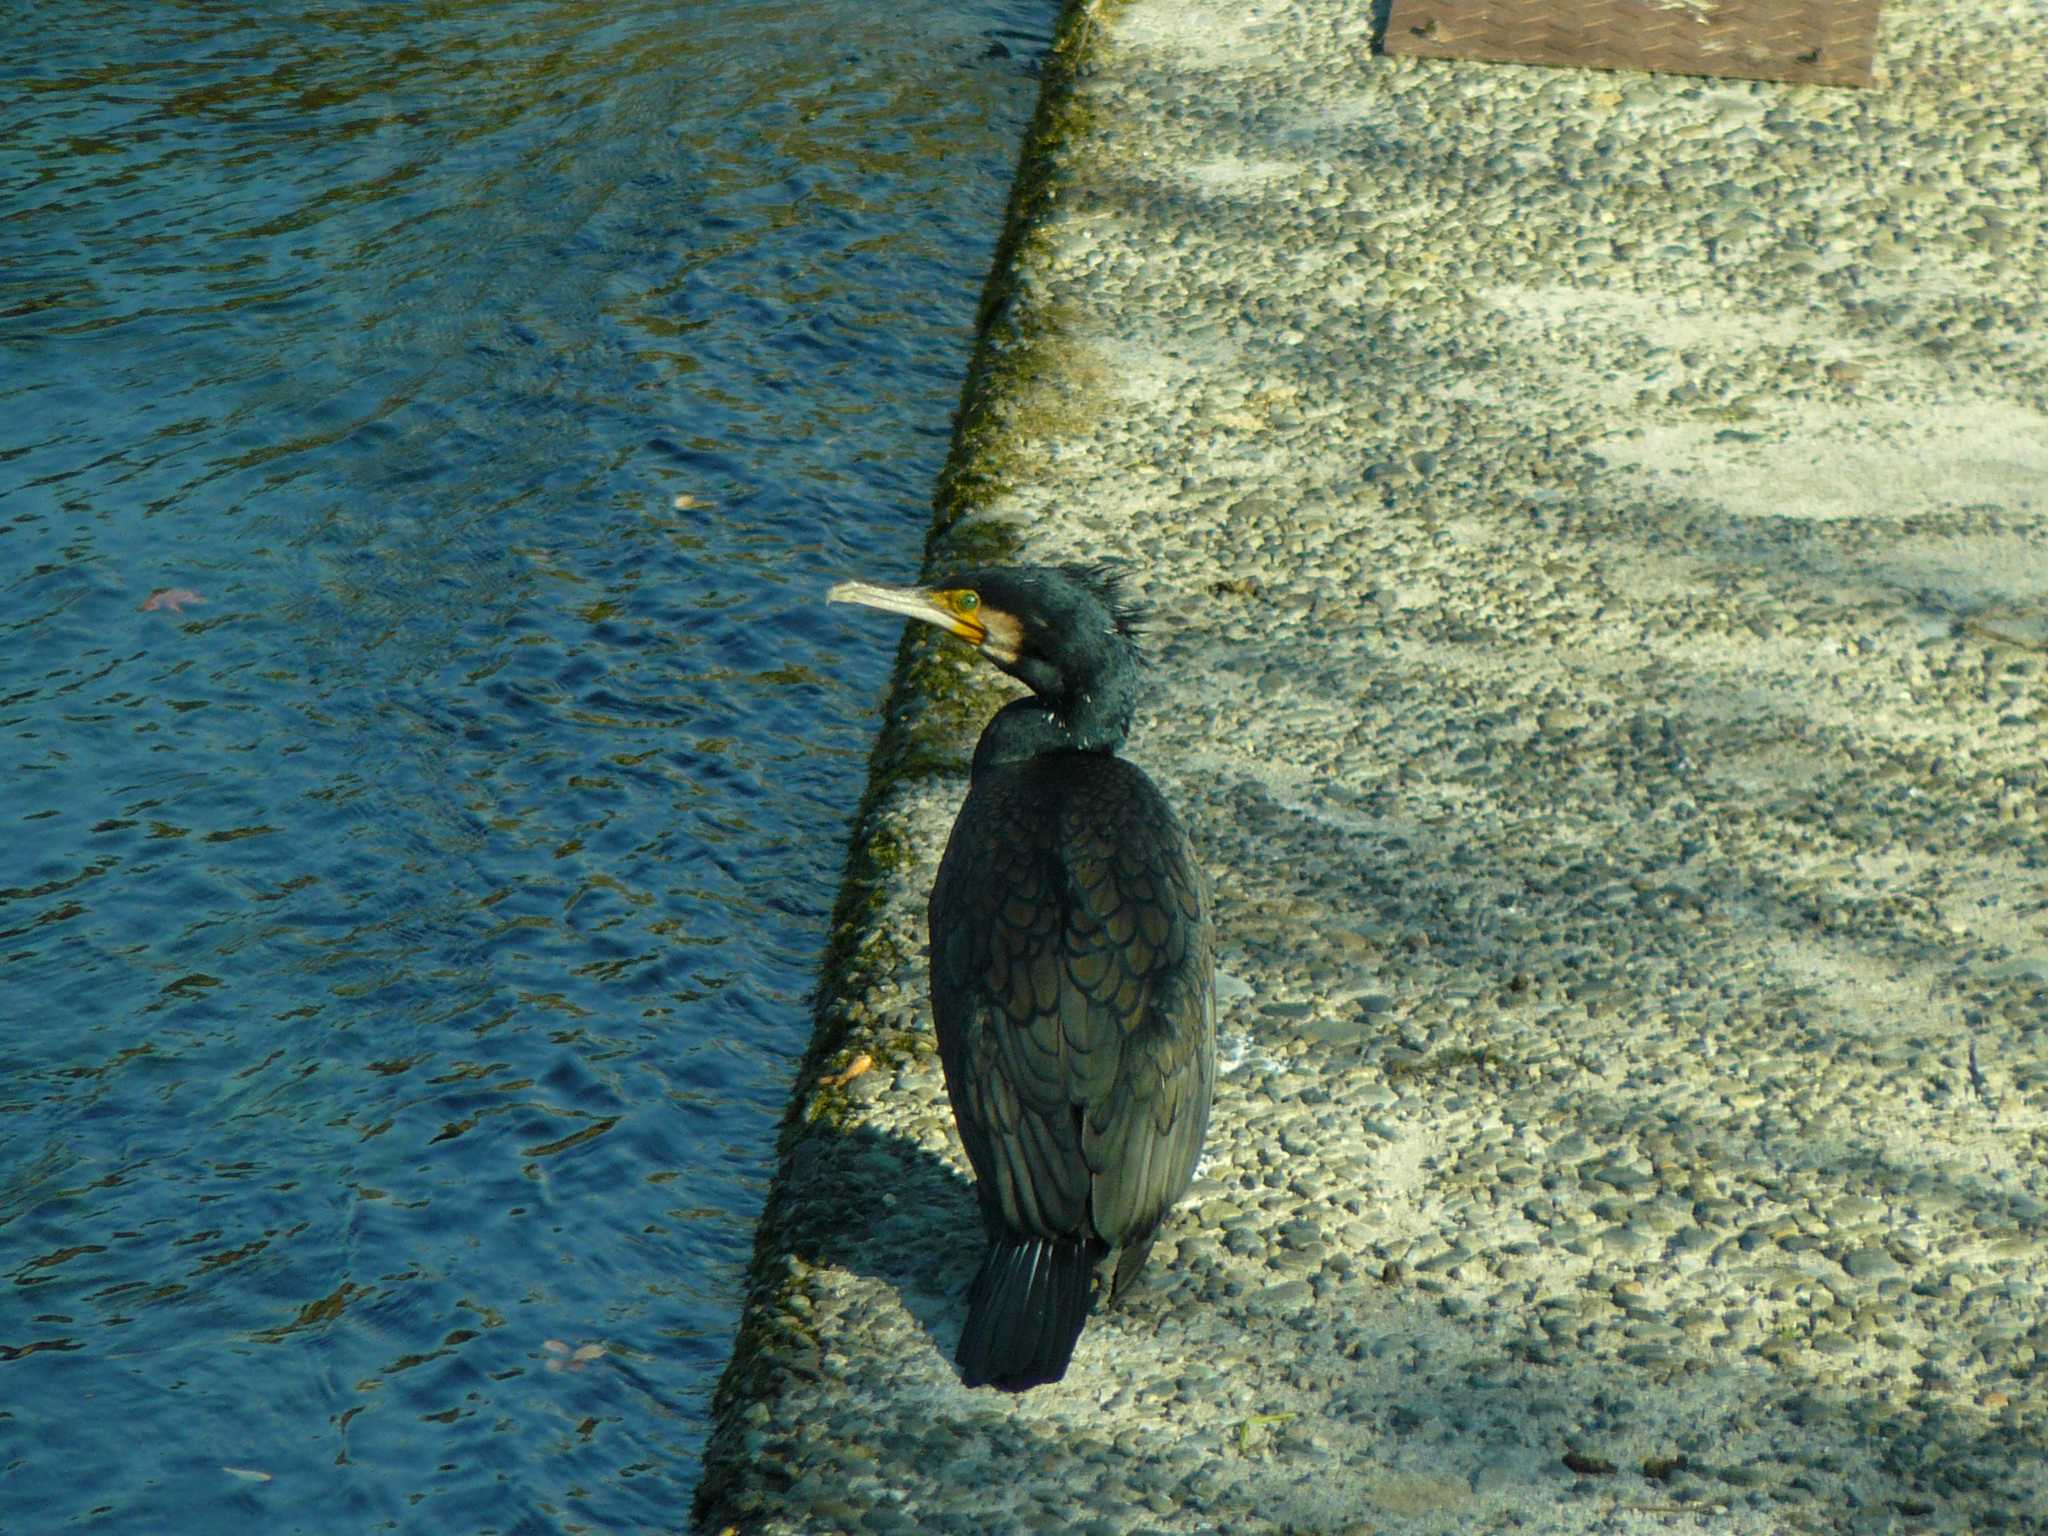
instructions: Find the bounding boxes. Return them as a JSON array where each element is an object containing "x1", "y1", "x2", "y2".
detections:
[{"x1": 1383, "y1": 0, "x2": 1882, "y2": 88}]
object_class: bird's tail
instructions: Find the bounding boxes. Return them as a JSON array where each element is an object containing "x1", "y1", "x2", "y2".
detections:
[{"x1": 956, "y1": 1235, "x2": 1098, "y2": 1391}]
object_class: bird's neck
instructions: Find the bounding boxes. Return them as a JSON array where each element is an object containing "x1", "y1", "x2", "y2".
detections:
[{"x1": 971, "y1": 680, "x2": 1135, "y2": 779}]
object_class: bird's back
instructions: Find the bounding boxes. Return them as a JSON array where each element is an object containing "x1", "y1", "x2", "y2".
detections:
[{"x1": 929, "y1": 748, "x2": 1215, "y2": 1281}]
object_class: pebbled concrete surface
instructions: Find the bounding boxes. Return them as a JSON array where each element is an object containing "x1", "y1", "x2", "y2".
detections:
[{"x1": 697, "y1": 1, "x2": 2047, "y2": 1531}]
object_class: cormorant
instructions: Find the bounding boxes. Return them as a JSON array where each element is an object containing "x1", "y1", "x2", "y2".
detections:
[{"x1": 828, "y1": 563, "x2": 1216, "y2": 1390}]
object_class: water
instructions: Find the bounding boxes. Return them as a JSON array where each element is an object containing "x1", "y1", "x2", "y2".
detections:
[{"x1": 0, "y1": 1, "x2": 1045, "y2": 1525}]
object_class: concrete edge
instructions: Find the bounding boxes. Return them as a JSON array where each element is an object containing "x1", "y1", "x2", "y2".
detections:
[{"x1": 692, "y1": 4, "x2": 1125, "y2": 1526}]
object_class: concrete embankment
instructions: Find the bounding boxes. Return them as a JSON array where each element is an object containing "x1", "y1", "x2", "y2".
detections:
[{"x1": 697, "y1": 2, "x2": 2048, "y2": 1530}]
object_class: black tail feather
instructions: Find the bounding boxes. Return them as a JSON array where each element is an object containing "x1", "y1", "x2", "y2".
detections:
[{"x1": 956, "y1": 1236, "x2": 1098, "y2": 1390}]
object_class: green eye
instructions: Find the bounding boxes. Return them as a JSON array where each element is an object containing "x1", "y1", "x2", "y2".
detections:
[{"x1": 956, "y1": 591, "x2": 979, "y2": 612}]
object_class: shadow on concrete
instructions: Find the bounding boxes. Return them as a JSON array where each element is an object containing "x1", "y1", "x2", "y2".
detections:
[{"x1": 1368, "y1": 0, "x2": 1393, "y2": 53}]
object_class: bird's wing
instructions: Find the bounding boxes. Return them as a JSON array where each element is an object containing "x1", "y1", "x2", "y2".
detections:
[
  {"x1": 930, "y1": 786, "x2": 1094, "y2": 1241},
  {"x1": 1059, "y1": 776, "x2": 1216, "y2": 1245}
]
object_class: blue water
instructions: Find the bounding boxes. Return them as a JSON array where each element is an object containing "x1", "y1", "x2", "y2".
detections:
[{"x1": 0, "y1": 1, "x2": 1044, "y2": 1526}]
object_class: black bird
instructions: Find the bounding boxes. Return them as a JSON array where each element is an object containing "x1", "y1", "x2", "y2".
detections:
[{"x1": 828, "y1": 563, "x2": 1215, "y2": 1390}]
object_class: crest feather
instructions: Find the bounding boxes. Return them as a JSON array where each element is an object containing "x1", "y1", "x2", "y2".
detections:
[{"x1": 1057, "y1": 561, "x2": 1149, "y2": 657}]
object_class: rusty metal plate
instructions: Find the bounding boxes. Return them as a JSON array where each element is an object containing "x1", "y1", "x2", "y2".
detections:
[{"x1": 1382, "y1": 0, "x2": 1882, "y2": 88}]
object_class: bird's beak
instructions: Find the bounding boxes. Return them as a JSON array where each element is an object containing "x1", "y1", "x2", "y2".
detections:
[{"x1": 827, "y1": 580, "x2": 987, "y2": 645}]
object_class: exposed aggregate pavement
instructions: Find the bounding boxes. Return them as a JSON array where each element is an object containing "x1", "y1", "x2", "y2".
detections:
[{"x1": 697, "y1": 2, "x2": 2048, "y2": 1531}]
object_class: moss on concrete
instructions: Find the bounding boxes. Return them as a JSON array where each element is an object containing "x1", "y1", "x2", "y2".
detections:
[{"x1": 932, "y1": 0, "x2": 1127, "y2": 539}]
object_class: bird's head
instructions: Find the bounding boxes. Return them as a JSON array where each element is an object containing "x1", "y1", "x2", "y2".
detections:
[{"x1": 827, "y1": 562, "x2": 1145, "y2": 706}]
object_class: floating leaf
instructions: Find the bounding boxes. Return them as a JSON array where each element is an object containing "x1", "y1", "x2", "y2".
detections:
[{"x1": 817, "y1": 1053, "x2": 873, "y2": 1089}]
